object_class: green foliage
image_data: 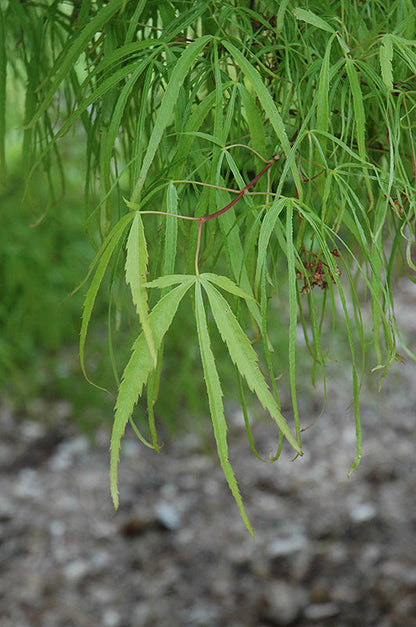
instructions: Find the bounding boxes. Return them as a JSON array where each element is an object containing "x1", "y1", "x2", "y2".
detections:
[
  {"x1": 3, "y1": 0, "x2": 416, "y2": 534},
  {"x1": 0, "y1": 166, "x2": 87, "y2": 369}
]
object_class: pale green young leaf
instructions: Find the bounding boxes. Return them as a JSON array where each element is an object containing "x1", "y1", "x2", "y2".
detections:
[
  {"x1": 316, "y1": 36, "x2": 335, "y2": 157},
  {"x1": 195, "y1": 281, "x2": 254, "y2": 537},
  {"x1": 345, "y1": 57, "x2": 367, "y2": 161},
  {"x1": 380, "y1": 34, "x2": 394, "y2": 91},
  {"x1": 144, "y1": 275, "x2": 195, "y2": 290},
  {"x1": 125, "y1": 212, "x2": 156, "y2": 367},
  {"x1": 214, "y1": 188, "x2": 262, "y2": 330},
  {"x1": 255, "y1": 197, "x2": 287, "y2": 294},
  {"x1": 239, "y1": 85, "x2": 267, "y2": 161},
  {"x1": 131, "y1": 35, "x2": 213, "y2": 202},
  {"x1": 111, "y1": 277, "x2": 195, "y2": 509},
  {"x1": 285, "y1": 204, "x2": 301, "y2": 445},
  {"x1": 162, "y1": 183, "x2": 179, "y2": 279},
  {"x1": 201, "y1": 273, "x2": 256, "y2": 302},
  {"x1": 276, "y1": 0, "x2": 290, "y2": 36},
  {"x1": 80, "y1": 212, "x2": 135, "y2": 384},
  {"x1": 293, "y1": 7, "x2": 335, "y2": 33},
  {"x1": 202, "y1": 280, "x2": 302, "y2": 456}
]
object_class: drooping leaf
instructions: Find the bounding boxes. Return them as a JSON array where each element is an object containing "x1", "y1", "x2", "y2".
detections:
[
  {"x1": 316, "y1": 36, "x2": 335, "y2": 158},
  {"x1": 195, "y1": 280, "x2": 254, "y2": 537},
  {"x1": 380, "y1": 34, "x2": 394, "y2": 92},
  {"x1": 239, "y1": 84, "x2": 267, "y2": 163},
  {"x1": 202, "y1": 278, "x2": 302, "y2": 456},
  {"x1": 345, "y1": 57, "x2": 367, "y2": 162},
  {"x1": 222, "y1": 40, "x2": 303, "y2": 199},
  {"x1": 162, "y1": 183, "x2": 179, "y2": 279},
  {"x1": 131, "y1": 35, "x2": 213, "y2": 202},
  {"x1": 110, "y1": 277, "x2": 195, "y2": 509},
  {"x1": 293, "y1": 7, "x2": 335, "y2": 33},
  {"x1": 80, "y1": 212, "x2": 135, "y2": 384},
  {"x1": 255, "y1": 197, "x2": 287, "y2": 294},
  {"x1": 125, "y1": 212, "x2": 156, "y2": 367},
  {"x1": 144, "y1": 274, "x2": 195, "y2": 290},
  {"x1": 27, "y1": 0, "x2": 127, "y2": 126},
  {"x1": 285, "y1": 203, "x2": 301, "y2": 445},
  {"x1": 201, "y1": 273, "x2": 256, "y2": 302},
  {"x1": 214, "y1": 187, "x2": 263, "y2": 330}
]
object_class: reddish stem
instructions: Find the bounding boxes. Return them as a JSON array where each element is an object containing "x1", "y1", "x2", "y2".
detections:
[
  {"x1": 194, "y1": 153, "x2": 281, "y2": 275},
  {"x1": 201, "y1": 155, "x2": 280, "y2": 223}
]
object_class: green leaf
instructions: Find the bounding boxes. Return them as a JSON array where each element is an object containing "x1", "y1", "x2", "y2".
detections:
[
  {"x1": 221, "y1": 40, "x2": 303, "y2": 199},
  {"x1": 285, "y1": 204, "x2": 301, "y2": 445},
  {"x1": 293, "y1": 7, "x2": 335, "y2": 33},
  {"x1": 202, "y1": 279, "x2": 302, "y2": 456},
  {"x1": 28, "y1": 0, "x2": 127, "y2": 126},
  {"x1": 131, "y1": 35, "x2": 213, "y2": 202},
  {"x1": 380, "y1": 34, "x2": 394, "y2": 91},
  {"x1": 110, "y1": 277, "x2": 195, "y2": 509},
  {"x1": 162, "y1": 183, "x2": 179, "y2": 280},
  {"x1": 125, "y1": 212, "x2": 156, "y2": 367},
  {"x1": 255, "y1": 197, "x2": 287, "y2": 294},
  {"x1": 276, "y1": 0, "x2": 291, "y2": 36},
  {"x1": 201, "y1": 273, "x2": 256, "y2": 302},
  {"x1": 213, "y1": 187, "x2": 262, "y2": 329},
  {"x1": 195, "y1": 281, "x2": 254, "y2": 537},
  {"x1": 345, "y1": 57, "x2": 367, "y2": 162},
  {"x1": 144, "y1": 275, "x2": 195, "y2": 290},
  {"x1": 80, "y1": 213, "x2": 135, "y2": 384},
  {"x1": 239, "y1": 84, "x2": 266, "y2": 162},
  {"x1": 316, "y1": 36, "x2": 335, "y2": 157}
]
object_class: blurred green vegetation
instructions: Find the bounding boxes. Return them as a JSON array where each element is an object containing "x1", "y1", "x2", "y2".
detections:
[
  {"x1": 0, "y1": 75, "x2": 114, "y2": 429},
  {"x1": 1, "y1": 158, "x2": 104, "y2": 427},
  {"x1": 0, "y1": 125, "x2": 234, "y2": 436}
]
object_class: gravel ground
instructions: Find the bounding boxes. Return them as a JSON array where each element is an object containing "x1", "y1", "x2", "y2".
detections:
[{"x1": 1, "y1": 288, "x2": 415, "y2": 627}]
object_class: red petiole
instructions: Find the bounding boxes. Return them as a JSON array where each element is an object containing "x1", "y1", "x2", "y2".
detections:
[
  {"x1": 139, "y1": 152, "x2": 281, "y2": 275},
  {"x1": 194, "y1": 153, "x2": 281, "y2": 274}
]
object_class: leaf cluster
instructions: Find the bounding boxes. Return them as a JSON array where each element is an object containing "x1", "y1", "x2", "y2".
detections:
[{"x1": 3, "y1": 0, "x2": 416, "y2": 534}]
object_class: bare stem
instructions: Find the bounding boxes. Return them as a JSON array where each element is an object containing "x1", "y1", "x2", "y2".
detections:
[
  {"x1": 140, "y1": 210, "x2": 199, "y2": 222},
  {"x1": 224, "y1": 144, "x2": 270, "y2": 163},
  {"x1": 195, "y1": 219, "x2": 203, "y2": 276},
  {"x1": 173, "y1": 180, "x2": 242, "y2": 194}
]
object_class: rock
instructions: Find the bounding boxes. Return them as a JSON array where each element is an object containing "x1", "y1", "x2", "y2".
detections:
[
  {"x1": 15, "y1": 468, "x2": 44, "y2": 499},
  {"x1": 266, "y1": 532, "x2": 308, "y2": 558},
  {"x1": 154, "y1": 501, "x2": 181, "y2": 530},
  {"x1": 62, "y1": 559, "x2": 91, "y2": 584},
  {"x1": 48, "y1": 435, "x2": 90, "y2": 471},
  {"x1": 349, "y1": 502, "x2": 377, "y2": 523},
  {"x1": 260, "y1": 581, "x2": 308, "y2": 625},
  {"x1": 102, "y1": 609, "x2": 121, "y2": 627},
  {"x1": 303, "y1": 602, "x2": 340, "y2": 621}
]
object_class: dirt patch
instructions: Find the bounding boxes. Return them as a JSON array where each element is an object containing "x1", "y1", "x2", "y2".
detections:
[{"x1": 1, "y1": 289, "x2": 416, "y2": 626}]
